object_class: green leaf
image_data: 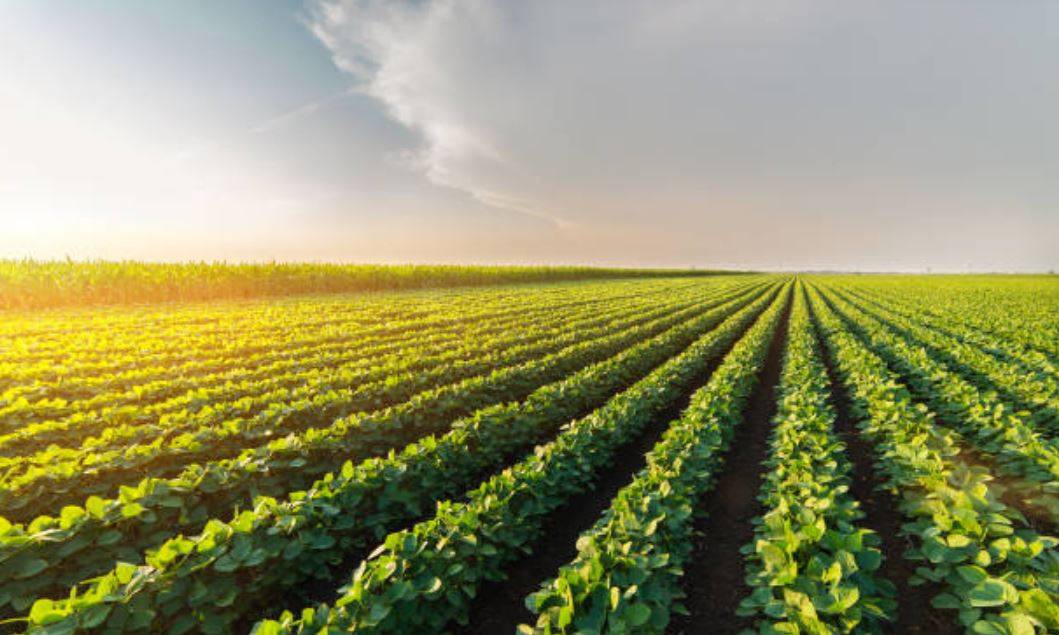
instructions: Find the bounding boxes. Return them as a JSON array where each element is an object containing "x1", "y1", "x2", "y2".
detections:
[
  {"x1": 250, "y1": 620, "x2": 283, "y2": 635},
  {"x1": 115, "y1": 561, "x2": 138, "y2": 585},
  {"x1": 931, "y1": 593, "x2": 962, "y2": 609},
  {"x1": 85, "y1": 496, "x2": 107, "y2": 518},
  {"x1": 425, "y1": 577, "x2": 443, "y2": 594},
  {"x1": 14, "y1": 558, "x2": 48, "y2": 579},
  {"x1": 367, "y1": 602, "x2": 391, "y2": 626},
  {"x1": 1002, "y1": 613, "x2": 1036, "y2": 635},
  {"x1": 96, "y1": 529, "x2": 123, "y2": 546},
  {"x1": 121, "y1": 502, "x2": 146, "y2": 518},
  {"x1": 213, "y1": 555, "x2": 239, "y2": 573},
  {"x1": 29, "y1": 599, "x2": 65, "y2": 625},
  {"x1": 80, "y1": 604, "x2": 112, "y2": 629},
  {"x1": 855, "y1": 549, "x2": 882, "y2": 572},
  {"x1": 230, "y1": 535, "x2": 252, "y2": 561},
  {"x1": 59, "y1": 505, "x2": 86, "y2": 527},
  {"x1": 1019, "y1": 588, "x2": 1059, "y2": 629},
  {"x1": 626, "y1": 603, "x2": 651, "y2": 627},
  {"x1": 967, "y1": 578, "x2": 1017, "y2": 608},
  {"x1": 970, "y1": 620, "x2": 1006, "y2": 635},
  {"x1": 956, "y1": 565, "x2": 988, "y2": 584}
]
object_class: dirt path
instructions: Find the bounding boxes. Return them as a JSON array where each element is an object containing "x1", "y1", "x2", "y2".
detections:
[{"x1": 666, "y1": 298, "x2": 790, "y2": 635}]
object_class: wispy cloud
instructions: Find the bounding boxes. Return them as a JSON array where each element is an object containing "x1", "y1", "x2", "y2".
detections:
[
  {"x1": 304, "y1": 0, "x2": 1059, "y2": 270},
  {"x1": 173, "y1": 87, "x2": 355, "y2": 162},
  {"x1": 249, "y1": 88, "x2": 355, "y2": 134},
  {"x1": 304, "y1": 0, "x2": 572, "y2": 227}
]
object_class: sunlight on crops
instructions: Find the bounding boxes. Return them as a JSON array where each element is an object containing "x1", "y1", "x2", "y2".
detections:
[{"x1": 0, "y1": 272, "x2": 1056, "y2": 633}]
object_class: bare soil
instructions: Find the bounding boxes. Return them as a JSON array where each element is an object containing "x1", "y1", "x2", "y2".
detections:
[{"x1": 665, "y1": 298, "x2": 791, "y2": 635}]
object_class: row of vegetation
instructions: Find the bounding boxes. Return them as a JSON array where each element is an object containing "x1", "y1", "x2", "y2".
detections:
[
  {"x1": 0, "y1": 260, "x2": 735, "y2": 310},
  {"x1": 1, "y1": 273, "x2": 1057, "y2": 632}
]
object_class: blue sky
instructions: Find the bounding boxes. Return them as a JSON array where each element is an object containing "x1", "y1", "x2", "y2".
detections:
[{"x1": 1, "y1": 1, "x2": 1056, "y2": 271}]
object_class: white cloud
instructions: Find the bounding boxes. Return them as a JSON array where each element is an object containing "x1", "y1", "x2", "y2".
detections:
[
  {"x1": 305, "y1": 0, "x2": 1059, "y2": 270},
  {"x1": 305, "y1": 0, "x2": 573, "y2": 225}
]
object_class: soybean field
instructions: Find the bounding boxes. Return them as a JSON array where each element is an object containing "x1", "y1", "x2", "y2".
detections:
[{"x1": 2, "y1": 273, "x2": 1059, "y2": 634}]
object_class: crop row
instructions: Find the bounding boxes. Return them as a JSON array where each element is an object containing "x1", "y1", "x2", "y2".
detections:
[
  {"x1": 240, "y1": 284, "x2": 789, "y2": 634},
  {"x1": 0, "y1": 288, "x2": 686, "y2": 454},
  {"x1": 0, "y1": 297, "x2": 570, "y2": 426},
  {"x1": 2, "y1": 274, "x2": 1051, "y2": 633},
  {"x1": 0, "y1": 280, "x2": 706, "y2": 429},
  {"x1": 0, "y1": 282, "x2": 763, "y2": 520},
  {"x1": 831, "y1": 287, "x2": 1059, "y2": 435},
  {"x1": 0, "y1": 280, "x2": 697, "y2": 424},
  {"x1": 520, "y1": 278, "x2": 790, "y2": 634},
  {"x1": 808, "y1": 284, "x2": 1059, "y2": 634},
  {"x1": 0, "y1": 282, "x2": 777, "y2": 621},
  {"x1": 736, "y1": 286, "x2": 893, "y2": 633},
  {"x1": 820, "y1": 288, "x2": 1059, "y2": 525},
  {"x1": 0, "y1": 261, "x2": 724, "y2": 311},
  {"x1": 0, "y1": 282, "x2": 723, "y2": 487},
  {"x1": 846, "y1": 278, "x2": 1059, "y2": 363},
  {"x1": 840, "y1": 287, "x2": 1057, "y2": 391},
  {"x1": 0, "y1": 273, "x2": 685, "y2": 347}
]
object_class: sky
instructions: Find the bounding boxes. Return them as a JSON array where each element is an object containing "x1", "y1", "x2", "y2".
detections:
[{"x1": 0, "y1": 1, "x2": 1056, "y2": 272}]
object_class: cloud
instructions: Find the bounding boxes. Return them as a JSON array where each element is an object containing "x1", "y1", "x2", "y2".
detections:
[
  {"x1": 305, "y1": 0, "x2": 1059, "y2": 270},
  {"x1": 305, "y1": 0, "x2": 574, "y2": 225},
  {"x1": 248, "y1": 88, "x2": 355, "y2": 135},
  {"x1": 172, "y1": 88, "x2": 356, "y2": 162}
]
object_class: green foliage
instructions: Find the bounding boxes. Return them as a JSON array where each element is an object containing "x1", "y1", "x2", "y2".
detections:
[
  {"x1": 1, "y1": 281, "x2": 768, "y2": 622},
  {"x1": 736, "y1": 288, "x2": 895, "y2": 633},
  {"x1": 2, "y1": 273, "x2": 1059, "y2": 633},
  {"x1": 0, "y1": 285, "x2": 723, "y2": 513},
  {"x1": 823, "y1": 288, "x2": 1059, "y2": 523},
  {"x1": 247, "y1": 286, "x2": 788, "y2": 633},
  {"x1": 520, "y1": 284, "x2": 789, "y2": 634},
  {"x1": 835, "y1": 286, "x2": 1059, "y2": 433},
  {"x1": 809, "y1": 284, "x2": 1059, "y2": 634},
  {"x1": 0, "y1": 260, "x2": 736, "y2": 310}
]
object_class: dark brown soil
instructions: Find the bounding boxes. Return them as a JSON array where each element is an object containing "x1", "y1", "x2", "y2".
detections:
[
  {"x1": 807, "y1": 299, "x2": 959, "y2": 635},
  {"x1": 665, "y1": 296, "x2": 791, "y2": 635}
]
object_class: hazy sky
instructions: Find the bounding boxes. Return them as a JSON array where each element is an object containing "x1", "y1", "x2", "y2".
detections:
[{"x1": 1, "y1": 1, "x2": 1056, "y2": 271}]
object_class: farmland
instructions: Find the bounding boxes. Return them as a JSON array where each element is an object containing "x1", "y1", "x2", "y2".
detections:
[{"x1": 1, "y1": 272, "x2": 1058, "y2": 634}]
